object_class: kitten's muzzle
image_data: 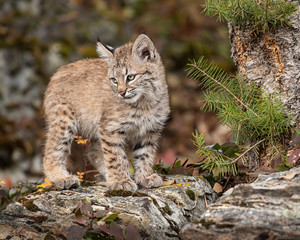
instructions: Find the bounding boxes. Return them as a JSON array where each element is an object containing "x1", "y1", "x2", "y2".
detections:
[{"x1": 118, "y1": 89, "x2": 127, "y2": 97}]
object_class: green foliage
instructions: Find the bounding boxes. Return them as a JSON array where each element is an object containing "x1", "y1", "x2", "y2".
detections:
[
  {"x1": 192, "y1": 131, "x2": 241, "y2": 177},
  {"x1": 153, "y1": 163, "x2": 172, "y2": 174},
  {"x1": 187, "y1": 57, "x2": 290, "y2": 145},
  {"x1": 203, "y1": 0, "x2": 298, "y2": 32},
  {"x1": 187, "y1": 56, "x2": 291, "y2": 177},
  {"x1": 0, "y1": 182, "x2": 37, "y2": 213},
  {"x1": 153, "y1": 159, "x2": 183, "y2": 174}
]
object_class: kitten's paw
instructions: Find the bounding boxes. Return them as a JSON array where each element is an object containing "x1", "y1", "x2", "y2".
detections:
[
  {"x1": 108, "y1": 178, "x2": 138, "y2": 191},
  {"x1": 136, "y1": 173, "x2": 162, "y2": 188},
  {"x1": 53, "y1": 175, "x2": 80, "y2": 190}
]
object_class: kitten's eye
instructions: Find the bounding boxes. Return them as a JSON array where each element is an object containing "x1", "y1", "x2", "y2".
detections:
[
  {"x1": 126, "y1": 74, "x2": 136, "y2": 82},
  {"x1": 110, "y1": 77, "x2": 118, "y2": 85}
]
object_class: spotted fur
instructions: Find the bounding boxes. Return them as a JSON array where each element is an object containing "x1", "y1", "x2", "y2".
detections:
[{"x1": 43, "y1": 34, "x2": 170, "y2": 190}]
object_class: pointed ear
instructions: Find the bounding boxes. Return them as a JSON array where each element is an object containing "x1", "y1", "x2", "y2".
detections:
[
  {"x1": 132, "y1": 34, "x2": 156, "y2": 62},
  {"x1": 96, "y1": 40, "x2": 114, "y2": 62}
]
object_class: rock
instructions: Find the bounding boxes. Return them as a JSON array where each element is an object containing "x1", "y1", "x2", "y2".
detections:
[
  {"x1": 0, "y1": 175, "x2": 217, "y2": 240},
  {"x1": 180, "y1": 167, "x2": 300, "y2": 240}
]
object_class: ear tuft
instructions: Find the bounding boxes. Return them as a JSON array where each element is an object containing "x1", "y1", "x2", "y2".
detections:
[
  {"x1": 96, "y1": 40, "x2": 114, "y2": 61},
  {"x1": 132, "y1": 34, "x2": 156, "y2": 62},
  {"x1": 104, "y1": 44, "x2": 115, "y2": 54}
]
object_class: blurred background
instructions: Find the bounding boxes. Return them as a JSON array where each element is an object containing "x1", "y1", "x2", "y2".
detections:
[{"x1": 0, "y1": 0, "x2": 236, "y2": 184}]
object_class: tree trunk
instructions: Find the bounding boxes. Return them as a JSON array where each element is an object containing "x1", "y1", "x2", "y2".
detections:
[
  {"x1": 229, "y1": 1, "x2": 300, "y2": 122},
  {"x1": 228, "y1": 1, "x2": 300, "y2": 170}
]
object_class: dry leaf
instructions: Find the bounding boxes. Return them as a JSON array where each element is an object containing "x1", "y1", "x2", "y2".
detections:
[
  {"x1": 0, "y1": 180, "x2": 5, "y2": 186},
  {"x1": 77, "y1": 171, "x2": 84, "y2": 182},
  {"x1": 213, "y1": 182, "x2": 223, "y2": 193},
  {"x1": 168, "y1": 166, "x2": 190, "y2": 175},
  {"x1": 74, "y1": 135, "x2": 88, "y2": 145},
  {"x1": 37, "y1": 178, "x2": 52, "y2": 191},
  {"x1": 161, "y1": 179, "x2": 175, "y2": 186},
  {"x1": 279, "y1": 172, "x2": 300, "y2": 180},
  {"x1": 287, "y1": 149, "x2": 300, "y2": 165},
  {"x1": 192, "y1": 167, "x2": 200, "y2": 176},
  {"x1": 2, "y1": 176, "x2": 13, "y2": 189}
]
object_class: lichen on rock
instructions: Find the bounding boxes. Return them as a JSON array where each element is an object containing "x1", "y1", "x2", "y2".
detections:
[
  {"x1": 0, "y1": 175, "x2": 217, "y2": 240},
  {"x1": 180, "y1": 167, "x2": 300, "y2": 240}
]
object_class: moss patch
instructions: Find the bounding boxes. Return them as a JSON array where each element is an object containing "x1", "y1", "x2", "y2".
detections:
[
  {"x1": 104, "y1": 190, "x2": 149, "y2": 198},
  {"x1": 22, "y1": 199, "x2": 40, "y2": 212},
  {"x1": 81, "y1": 180, "x2": 97, "y2": 187},
  {"x1": 186, "y1": 189, "x2": 196, "y2": 201},
  {"x1": 162, "y1": 203, "x2": 173, "y2": 215}
]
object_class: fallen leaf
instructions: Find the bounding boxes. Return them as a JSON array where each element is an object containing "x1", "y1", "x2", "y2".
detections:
[
  {"x1": 0, "y1": 180, "x2": 5, "y2": 186},
  {"x1": 74, "y1": 136, "x2": 88, "y2": 145},
  {"x1": 37, "y1": 178, "x2": 52, "y2": 191},
  {"x1": 213, "y1": 182, "x2": 223, "y2": 193},
  {"x1": 192, "y1": 167, "x2": 199, "y2": 176},
  {"x1": 168, "y1": 166, "x2": 190, "y2": 175},
  {"x1": 77, "y1": 172, "x2": 84, "y2": 182},
  {"x1": 271, "y1": 154, "x2": 283, "y2": 168},
  {"x1": 287, "y1": 149, "x2": 300, "y2": 165},
  {"x1": 74, "y1": 216, "x2": 88, "y2": 226},
  {"x1": 98, "y1": 222, "x2": 123, "y2": 240},
  {"x1": 279, "y1": 172, "x2": 300, "y2": 180},
  {"x1": 258, "y1": 166, "x2": 278, "y2": 172},
  {"x1": 125, "y1": 224, "x2": 143, "y2": 240},
  {"x1": 66, "y1": 225, "x2": 88, "y2": 240},
  {"x1": 4, "y1": 176, "x2": 12, "y2": 188}
]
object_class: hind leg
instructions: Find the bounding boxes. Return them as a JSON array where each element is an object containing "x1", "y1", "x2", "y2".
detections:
[
  {"x1": 86, "y1": 138, "x2": 107, "y2": 180},
  {"x1": 43, "y1": 104, "x2": 80, "y2": 189}
]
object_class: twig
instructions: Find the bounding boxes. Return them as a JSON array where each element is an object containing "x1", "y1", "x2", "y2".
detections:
[
  {"x1": 182, "y1": 158, "x2": 189, "y2": 167},
  {"x1": 228, "y1": 138, "x2": 265, "y2": 165},
  {"x1": 172, "y1": 157, "x2": 179, "y2": 167},
  {"x1": 83, "y1": 144, "x2": 87, "y2": 178},
  {"x1": 204, "y1": 195, "x2": 208, "y2": 208},
  {"x1": 223, "y1": 174, "x2": 232, "y2": 190},
  {"x1": 84, "y1": 170, "x2": 99, "y2": 174},
  {"x1": 204, "y1": 99, "x2": 239, "y2": 104}
]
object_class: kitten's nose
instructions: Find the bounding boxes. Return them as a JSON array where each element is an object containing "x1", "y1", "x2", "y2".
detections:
[{"x1": 119, "y1": 90, "x2": 126, "y2": 96}]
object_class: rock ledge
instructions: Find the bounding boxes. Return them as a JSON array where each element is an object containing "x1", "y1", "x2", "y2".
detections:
[
  {"x1": 181, "y1": 167, "x2": 300, "y2": 240},
  {"x1": 0, "y1": 175, "x2": 217, "y2": 240}
]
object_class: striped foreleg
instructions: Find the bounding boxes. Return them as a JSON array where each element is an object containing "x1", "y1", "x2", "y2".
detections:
[
  {"x1": 100, "y1": 130, "x2": 137, "y2": 191},
  {"x1": 133, "y1": 132, "x2": 162, "y2": 188}
]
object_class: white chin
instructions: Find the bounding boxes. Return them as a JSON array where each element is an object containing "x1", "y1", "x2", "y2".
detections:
[{"x1": 124, "y1": 94, "x2": 140, "y2": 103}]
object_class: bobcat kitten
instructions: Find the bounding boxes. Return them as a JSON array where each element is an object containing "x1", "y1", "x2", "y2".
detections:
[{"x1": 43, "y1": 34, "x2": 170, "y2": 191}]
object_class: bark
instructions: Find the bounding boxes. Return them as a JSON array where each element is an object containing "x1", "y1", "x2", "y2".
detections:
[
  {"x1": 229, "y1": 1, "x2": 300, "y2": 122},
  {"x1": 228, "y1": 1, "x2": 300, "y2": 170},
  {"x1": 180, "y1": 167, "x2": 300, "y2": 240}
]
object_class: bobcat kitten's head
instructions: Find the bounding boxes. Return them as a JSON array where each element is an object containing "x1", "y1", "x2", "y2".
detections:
[{"x1": 96, "y1": 34, "x2": 164, "y2": 103}]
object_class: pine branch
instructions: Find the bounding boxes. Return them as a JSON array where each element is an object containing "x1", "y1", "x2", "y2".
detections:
[
  {"x1": 202, "y1": 0, "x2": 297, "y2": 32},
  {"x1": 188, "y1": 59, "x2": 260, "y2": 118},
  {"x1": 237, "y1": 0, "x2": 251, "y2": 15}
]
